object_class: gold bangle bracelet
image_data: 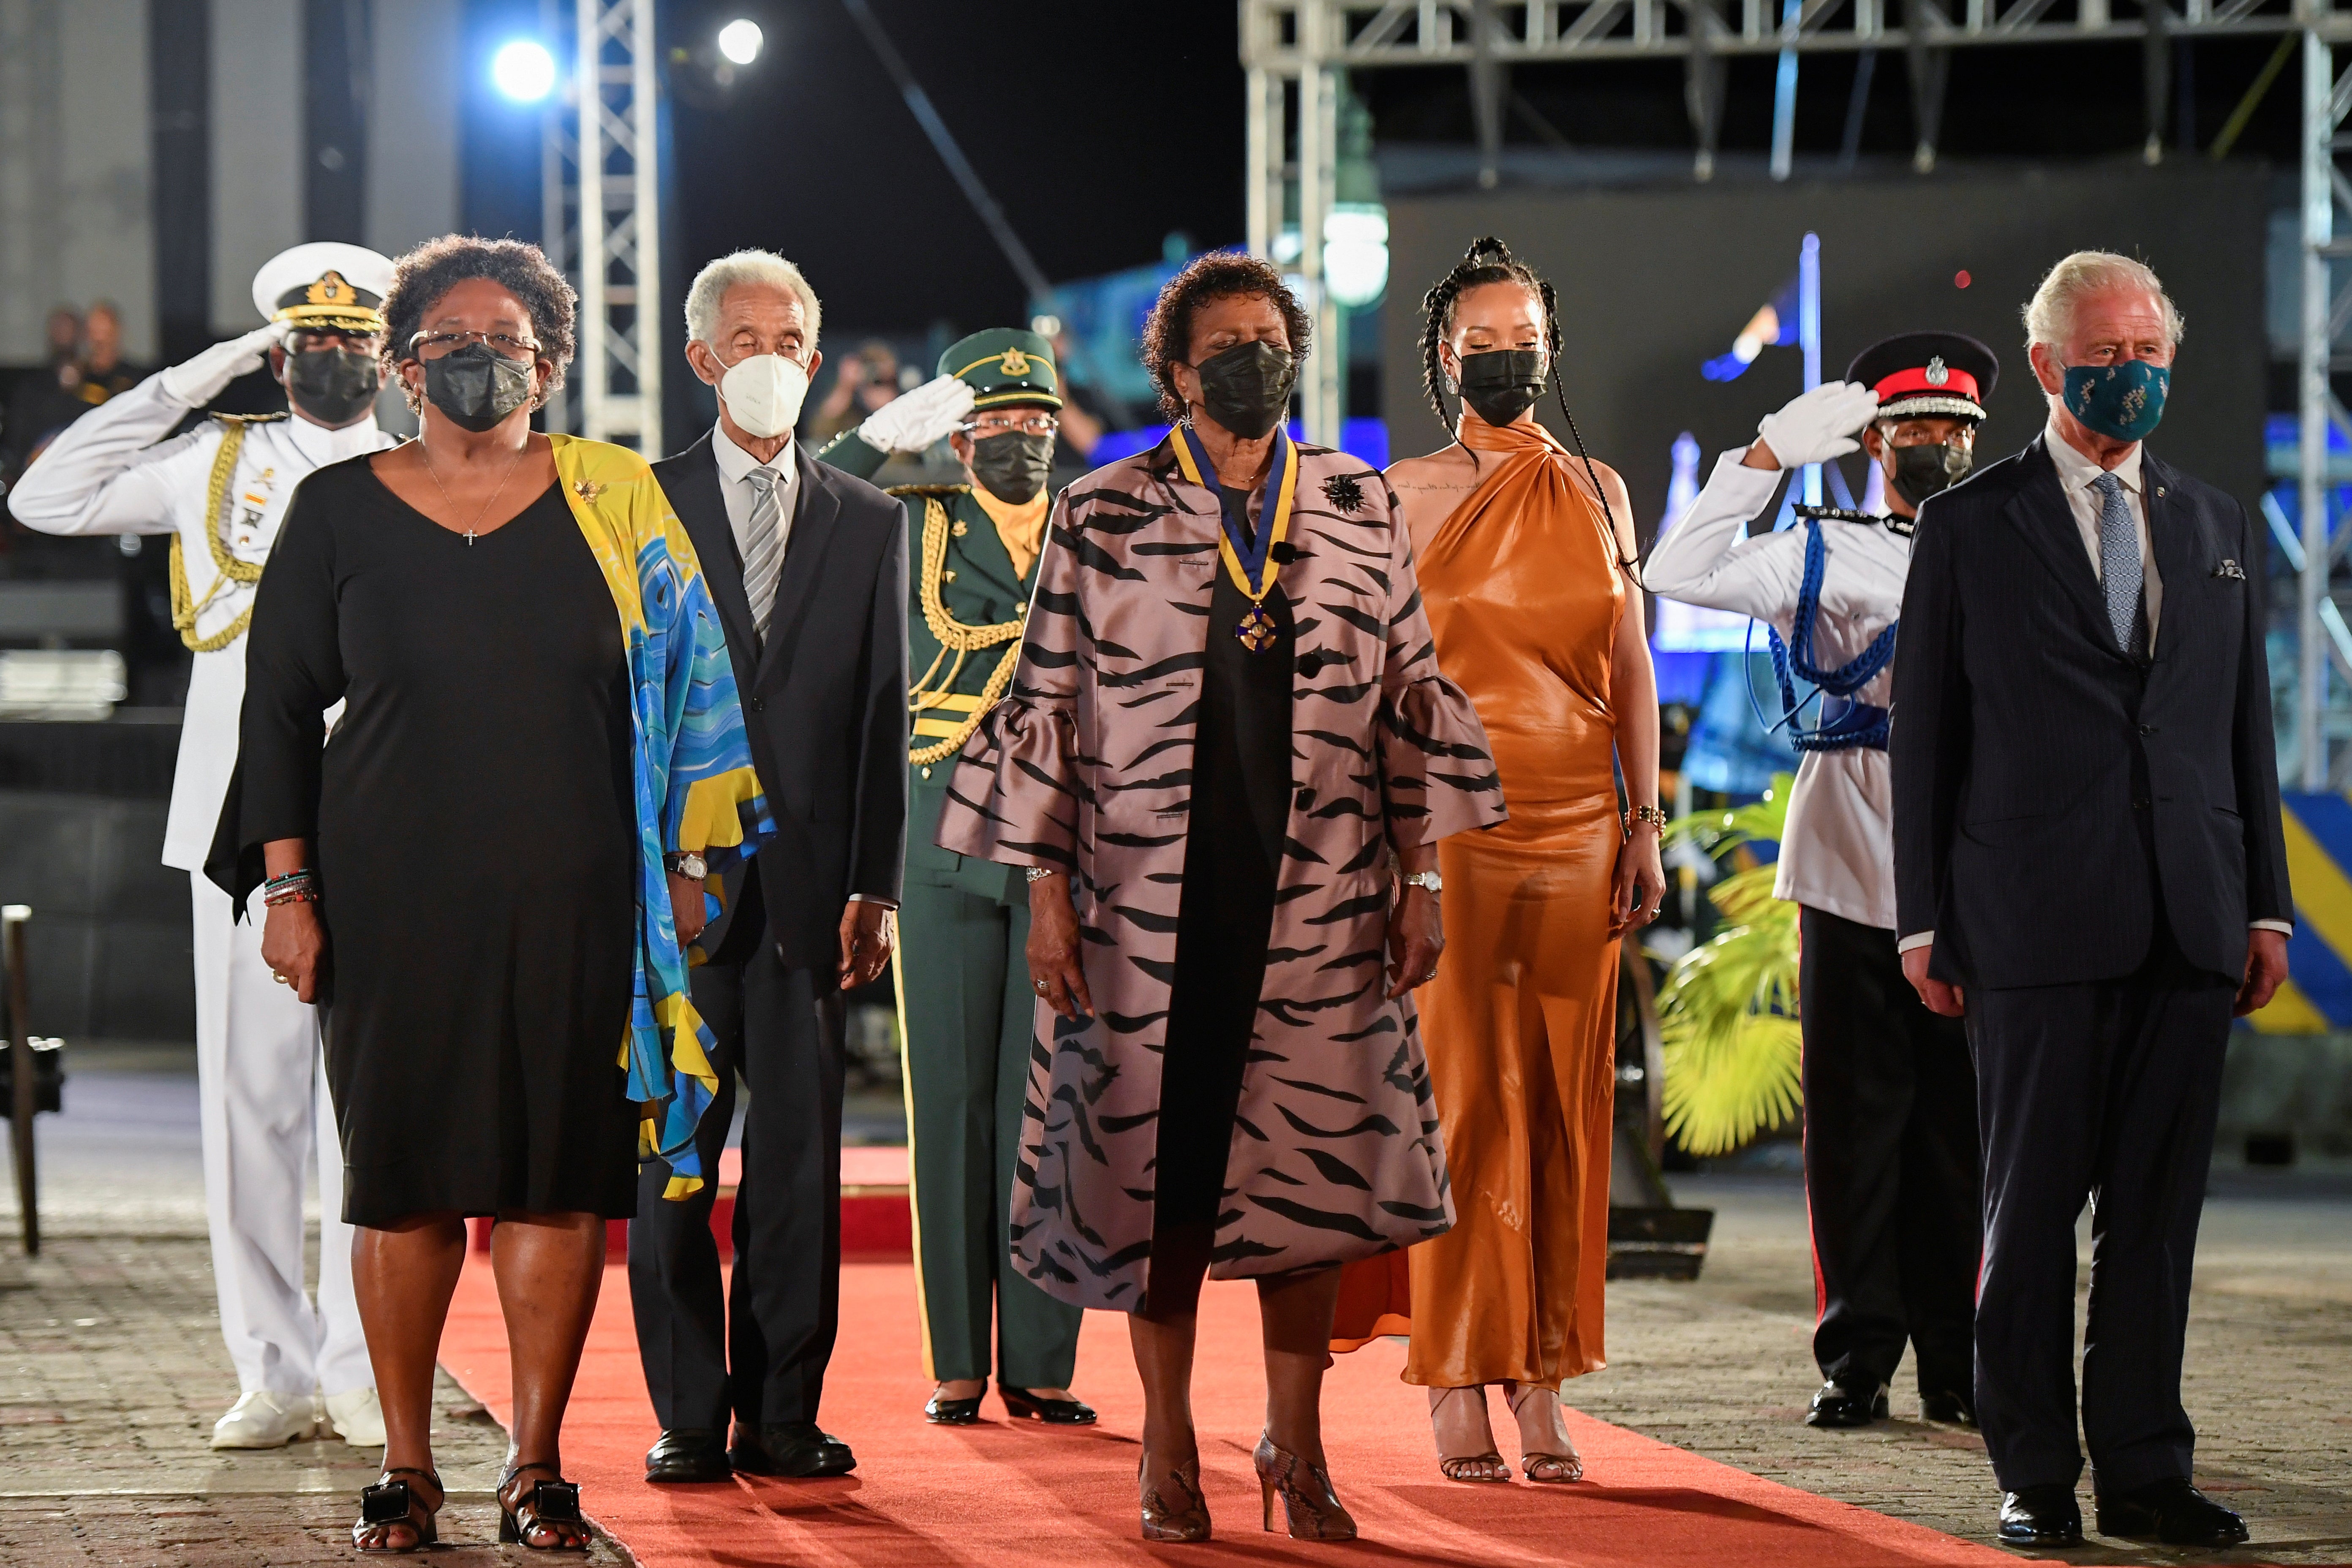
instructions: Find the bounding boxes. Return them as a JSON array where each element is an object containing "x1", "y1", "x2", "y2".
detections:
[{"x1": 1625, "y1": 805, "x2": 1668, "y2": 833}]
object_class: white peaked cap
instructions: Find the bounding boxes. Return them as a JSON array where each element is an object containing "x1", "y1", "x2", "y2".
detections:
[{"x1": 250, "y1": 242, "x2": 395, "y2": 332}]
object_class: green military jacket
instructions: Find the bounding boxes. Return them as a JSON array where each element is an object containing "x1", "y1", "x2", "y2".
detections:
[{"x1": 817, "y1": 429, "x2": 1038, "y2": 903}]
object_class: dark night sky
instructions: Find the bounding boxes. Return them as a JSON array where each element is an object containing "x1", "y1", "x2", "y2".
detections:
[{"x1": 663, "y1": 0, "x2": 1247, "y2": 335}]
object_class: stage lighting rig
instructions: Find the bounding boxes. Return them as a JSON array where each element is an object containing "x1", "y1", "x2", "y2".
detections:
[{"x1": 718, "y1": 19, "x2": 764, "y2": 65}]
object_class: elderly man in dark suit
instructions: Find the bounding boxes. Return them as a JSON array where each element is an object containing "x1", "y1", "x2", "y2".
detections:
[
  {"x1": 627, "y1": 249, "x2": 906, "y2": 1485},
  {"x1": 1891, "y1": 251, "x2": 2290, "y2": 1551}
]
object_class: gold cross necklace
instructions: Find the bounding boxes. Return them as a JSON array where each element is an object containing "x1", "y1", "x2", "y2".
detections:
[{"x1": 417, "y1": 436, "x2": 528, "y2": 545}]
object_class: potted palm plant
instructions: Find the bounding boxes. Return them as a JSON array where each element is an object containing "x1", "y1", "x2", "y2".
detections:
[{"x1": 1655, "y1": 774, "x2": 1804, "y2": 1158}]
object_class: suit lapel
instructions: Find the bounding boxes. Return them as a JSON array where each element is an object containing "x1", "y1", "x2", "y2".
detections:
[
  {"x1": 2002, "y1": 436, "x2": 2128, "y2": 663},
  {"x1": 759, "y1": 442, "x2": 844, "y2": 682},
  {"x1": 2142, "y1": 449, "x2": 2197, "y2": 665},
  {"x1": 664, "y1": 433, "x2": 760, "y2": 667}
]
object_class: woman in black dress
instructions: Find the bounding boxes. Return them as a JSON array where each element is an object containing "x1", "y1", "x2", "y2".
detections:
[{"x1": 217, "y1": 238, "x2": 768, "y2": 1554}]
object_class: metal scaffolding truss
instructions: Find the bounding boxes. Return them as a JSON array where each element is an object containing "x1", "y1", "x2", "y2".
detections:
[
  {"x1": 1242, "y1": 0, "x2": 2352, "y2": 787},
  {"x1": 539, "y1": 0, "x2": 662, "y2": 454}
]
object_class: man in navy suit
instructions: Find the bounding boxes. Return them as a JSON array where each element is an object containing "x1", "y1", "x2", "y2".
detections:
[{"x1": 1891, "y1": 252, "x2": 2290, "y2": 1550}]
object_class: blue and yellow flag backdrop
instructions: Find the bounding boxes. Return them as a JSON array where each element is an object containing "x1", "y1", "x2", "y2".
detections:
[{"x1": 2249, "y1": 792, "x2": 2352, "y2": 1033}]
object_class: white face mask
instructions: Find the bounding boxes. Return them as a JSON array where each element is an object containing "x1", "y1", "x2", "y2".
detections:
[{"x1": 716, "y1": 351, "x2": 808, "y2": 440}]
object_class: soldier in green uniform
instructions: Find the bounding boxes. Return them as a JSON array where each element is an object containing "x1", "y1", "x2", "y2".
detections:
[{"x1": 816, "y1": 330, "x2": 1093, "y2": 1426}]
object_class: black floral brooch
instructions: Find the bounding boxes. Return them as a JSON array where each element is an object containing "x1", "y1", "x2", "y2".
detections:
[{"x1": 1322, "y1": 472, "x2": 1366, "y2": 514}]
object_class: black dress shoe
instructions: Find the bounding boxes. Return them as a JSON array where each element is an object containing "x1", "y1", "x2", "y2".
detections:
[
  {"x1": 1998, "y1": 1485, "x2": 2083, "y2": 1548},
  {"x1": 925, "y1": 1389, "x2": 983, "y2": 1424},
  {"x1": 643, "y1": 1427, "x2": 732, "y2": 1484},
  {"x1": 1806, "y1": 1380, "x2": 1890, "y2": 1428},
  {"x1": 2096, "y1": 1478, "x2": 2249, "y2": 1546},
  {"x1": 1919, "y1": 1389, "x2": 1977, "y2": 1426},
  {"x1": 999, "y1": 1386, "x2": 1097, "y2": 1425},
  {"x1": 730, "y1": 1421, "x2": 856, "y2": 1478}
]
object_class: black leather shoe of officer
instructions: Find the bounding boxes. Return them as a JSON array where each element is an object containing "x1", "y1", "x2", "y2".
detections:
[
  {"x1": 1919, "y1": 1388, "x2": 1977, "y2": 1426},
  {"x1": 643, "y1": 1428, "x2": 732, "y2": 1484},
  {"x1": 1998, "y1": 1485, "x2": 2083, "y2": 1547},
  {"x1": 999, "y1": 1386, "x2": 1098, "y2": 1425},
  {"x1": 2095, "y1": 1478, "x2": 2249, "y2": 1546},
  {"x1": 925, "y1": 1387, "x2": 983, "y2": 1425},
  {"x1": 730, "y1": 1421, "x2": 856, "y2": 1478},
  {"x1": 1805, "y1": 1380, "x2": 1890, "y2": 1428}
]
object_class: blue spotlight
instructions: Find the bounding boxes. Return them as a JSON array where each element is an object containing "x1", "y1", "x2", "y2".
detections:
[{"x1": 491, "y1": 39, "x2": 556, "y2": 103}]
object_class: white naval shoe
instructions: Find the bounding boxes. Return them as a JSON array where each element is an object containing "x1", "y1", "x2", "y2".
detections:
[
  {"x1": 209, "y1": 1388, "x2": 321, "y2": 1449},
  {"x1": 322, "y1": 1387, "x2": 386, "y2": 1448}
]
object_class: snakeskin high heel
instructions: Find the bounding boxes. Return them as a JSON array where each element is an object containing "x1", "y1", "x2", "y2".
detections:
[
  {"x1": 1253, "y1": 1432, "x2": 1358, "y2": 1541},
  {"x1": 1139, "y1": 1456, "x2": 1211, "y2": 1543}
]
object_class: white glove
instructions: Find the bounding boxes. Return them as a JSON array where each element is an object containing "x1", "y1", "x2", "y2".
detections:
[
  {"x1": 158, "y1": 323, "x2": 285, "y2": 407},
  {"x1": 1754, "y1": 380, "x2": 1880, "y2": 470},
  {"x1": 857, "y1": 374, "x2": 976, "y2": 454}
]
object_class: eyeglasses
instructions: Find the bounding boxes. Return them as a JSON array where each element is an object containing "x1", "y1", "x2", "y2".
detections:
[
  {"x1": 409, "y1": 329, "x2": 541, "y2": 361},
  {"x1": 964, "y1": 414, "x2": 1060, "y2": 439}
]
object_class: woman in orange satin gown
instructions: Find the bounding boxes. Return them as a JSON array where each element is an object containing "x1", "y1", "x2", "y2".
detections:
[{"x1": 1379, "y1": 238, "x2": 1665, "y2": 1484}]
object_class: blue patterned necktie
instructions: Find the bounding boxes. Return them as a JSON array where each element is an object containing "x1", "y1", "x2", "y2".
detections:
[{"x1": 2092, "y1": 471, "x2": 2142, "y2": 654}]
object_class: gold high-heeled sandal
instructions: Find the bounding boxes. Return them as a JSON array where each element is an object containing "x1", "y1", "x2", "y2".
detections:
[
  {"x1": 1507, "y1": 1383, "x2": 1585, "y2": 1484},
  {"x1": 1139, "y1": 1456, "x2": 1211, "y2": 1543},
  {"x1": 1253, "y1": 1432, "x2": 1358, "y2": 1541}
]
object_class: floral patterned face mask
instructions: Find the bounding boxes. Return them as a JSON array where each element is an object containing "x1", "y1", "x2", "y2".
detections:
[{"x1": 2063, "y1": 359, "x2": 2170, "y2": 443}]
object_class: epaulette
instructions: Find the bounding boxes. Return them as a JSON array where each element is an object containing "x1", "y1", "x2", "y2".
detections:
[
  {"x1": 885, "y1": 483, "x2": 972, "y2": 499},
  {"x1": 210, "y1": 411, "x2": 291, "y2": 426}
]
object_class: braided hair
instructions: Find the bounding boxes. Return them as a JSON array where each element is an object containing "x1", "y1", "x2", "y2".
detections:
[{"x1": 1419, "y1": 237, "x2": 1634, "y2": 574}]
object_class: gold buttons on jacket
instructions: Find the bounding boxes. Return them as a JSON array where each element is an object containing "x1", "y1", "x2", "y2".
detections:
[{"x1": 943, "y1": 569, "x2": 958, "y2": 583}]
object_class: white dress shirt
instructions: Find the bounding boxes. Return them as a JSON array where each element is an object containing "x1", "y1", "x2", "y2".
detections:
[
  {"x1": 6, "y1": 375, "x2": 392, "y2": 868},
  {"x1": 710, "y1": 419, "x2": 798, "y2": 569},
  {"x1": 1645, "y1": 451, "x2": 1913, "y2": 931},
  {"x1": 1895, "y1": 414, "x2": 2288, "y2": 952}
]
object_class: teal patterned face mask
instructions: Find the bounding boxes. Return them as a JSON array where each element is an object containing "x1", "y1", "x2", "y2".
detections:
[{"x1": 2062, "y1": 359, "x2": 2169, "y2": 443}]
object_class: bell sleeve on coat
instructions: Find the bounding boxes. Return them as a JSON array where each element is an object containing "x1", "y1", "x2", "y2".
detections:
[
  {"x1": 933, "y1": 493, "x2": 1082, "y2": 873},
  {"x1": 1375, "y1": 509, "x2": 1507, "y2": 848}
]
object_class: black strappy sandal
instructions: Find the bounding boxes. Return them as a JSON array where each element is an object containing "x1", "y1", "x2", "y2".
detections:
[
  {"x1": 352, "y1": 1467, "x2": 441, "y2": 1554},
  {"x1": 499, "y1": 1462, "x2": 590, "y2": 1551}
]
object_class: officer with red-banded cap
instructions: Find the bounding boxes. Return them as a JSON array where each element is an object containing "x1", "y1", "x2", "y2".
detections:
[
  {"x1": 8, "y1": 242, "x2": 398, "y2": 1451},
  {"x1": 1646, "y1": 332, "x2": 2000, "y2": 1432}
]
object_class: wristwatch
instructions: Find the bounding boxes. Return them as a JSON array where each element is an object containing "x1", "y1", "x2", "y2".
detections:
[
  {"x1": 664, "y1": 851, "x2": 708, "y2": 880},
  {"x1": 1402, "y1": 870, "x2": 1443, "y2": 895}
]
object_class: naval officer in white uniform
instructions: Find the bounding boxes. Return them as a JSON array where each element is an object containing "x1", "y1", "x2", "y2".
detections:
[
  {"x1": 8, "y1": 242, "x2": 397, "y2": 1449},
  {"x1": 1646, "y1": 333, "x2": 1998, "y2": 1432}
]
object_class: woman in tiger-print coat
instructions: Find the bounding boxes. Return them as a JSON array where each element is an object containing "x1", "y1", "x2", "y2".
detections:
[{"x1": 936, "y1": 255, "x2": 1505, "y2": 1542}]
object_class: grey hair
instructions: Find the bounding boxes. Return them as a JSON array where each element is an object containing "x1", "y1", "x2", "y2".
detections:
[
  {"x1": 683, "y1": 249, "x2": 822, "y2": 351},
  {"x1": 2022, "y1": 251, "x2": 2183, "y2": 351}
]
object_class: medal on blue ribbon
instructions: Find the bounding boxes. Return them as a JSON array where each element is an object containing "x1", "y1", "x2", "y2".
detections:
[{"x1": 1171, "y1": 423, "x2": 1296, "y2": 653}]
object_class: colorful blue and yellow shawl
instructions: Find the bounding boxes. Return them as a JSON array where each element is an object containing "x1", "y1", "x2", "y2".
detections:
[{"x1": 550, "y1": 434, "x2": 770, "y2": 1199}]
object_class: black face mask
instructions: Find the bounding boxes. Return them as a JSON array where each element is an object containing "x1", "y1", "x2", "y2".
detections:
[
  {"x1": 1455, "y1": 348, "x2": 1547, "y2": 428},
  {"x1": 970, "y1": 430, "x2": 1055, "y2": 506},
  {"x1": 1188, "y1": 340, "x2": 1295, "y2": 440},
  {"x1": 285, "y1": 346, "x2": 380, "y2": 426},
  {"x1": 1888, "y1": 441, "x2": 1974, "y2": 509},
  {"x1": 421, "y1": 343, "x2": 535, "y2": 433}
]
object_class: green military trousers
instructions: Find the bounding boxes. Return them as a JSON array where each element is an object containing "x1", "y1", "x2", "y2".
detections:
[{"x1": 895, "y1": 882, "x2": 1083, "y2": 1387}]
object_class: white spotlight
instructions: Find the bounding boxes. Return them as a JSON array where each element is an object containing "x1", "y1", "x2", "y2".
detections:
[
  {"x1": 491, "y1": 39, "x2": 555, "y2": 103},
  {"x1": 717, "y1": 19, "x2": 764, "y2": 65}
]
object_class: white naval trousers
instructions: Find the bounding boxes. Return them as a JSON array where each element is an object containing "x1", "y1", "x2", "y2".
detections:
[{"x1": 189, "y1": 874, "x2": 370, "y2": 1397}]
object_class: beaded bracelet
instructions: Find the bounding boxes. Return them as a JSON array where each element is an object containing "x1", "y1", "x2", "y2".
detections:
[{"x1": 262, "y1": 883, "x2": 321, "y2": 907}]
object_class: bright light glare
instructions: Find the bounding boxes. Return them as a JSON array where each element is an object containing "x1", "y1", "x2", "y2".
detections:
[
  {"x1": 1323, "y1": 204, "x2": 1390, "y2": 309},
  {"x1": 717, "y1": 19, "x2": 764, "y2": 65},
  {"x1": 491, "y1": 40, "x2": 555, "y2": 102}
]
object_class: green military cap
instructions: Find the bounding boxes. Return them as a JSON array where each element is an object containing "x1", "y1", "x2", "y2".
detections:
[{"x1": 939, "y1": 328, "x2": 1060, "y2": 413}]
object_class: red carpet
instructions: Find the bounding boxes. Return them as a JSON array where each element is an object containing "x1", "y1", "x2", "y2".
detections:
[{"x1": 439, "y1": 1254, "x2": 2014, "y2": 1567}]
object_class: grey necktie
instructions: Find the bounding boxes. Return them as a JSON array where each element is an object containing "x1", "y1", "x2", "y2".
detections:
[
  {"x1": 2092, "y1": 471, "x2": 2142, "y2": 654},
  {"x1": 740, "y1": 466, "x2": 784, "y2": 636}
]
